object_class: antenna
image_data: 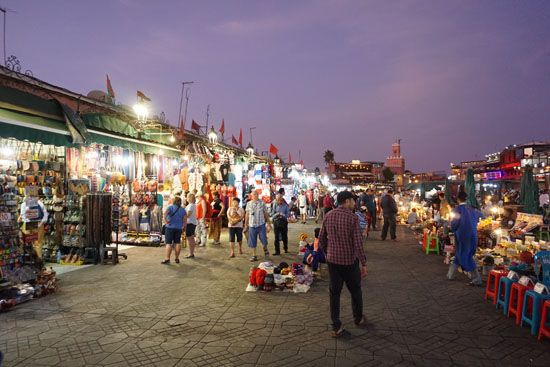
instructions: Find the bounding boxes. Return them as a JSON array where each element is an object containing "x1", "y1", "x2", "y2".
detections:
[{"x1": 177, "y1": 81, "x2": 194, "y2": 130}]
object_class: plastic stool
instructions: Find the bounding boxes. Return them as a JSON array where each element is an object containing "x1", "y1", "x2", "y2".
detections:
[
  {"x1": 485, "y1": 270, "x2": 507, "y2": 305},
  {"x1": 496, "y1": 277, "x2": 517, "y2": 315},
  {"x1": 508, "y1": 282, "x2": 534, "y2": 325},
  {"x1": 425, "y1": 235, "x2": 440, "y2": 255},
  {"x1": 538, "y1": 300, "x2": 550, "y2": 342},
  {"x1": 521, "y1": 290, "x2": 550, "y2": 336}
]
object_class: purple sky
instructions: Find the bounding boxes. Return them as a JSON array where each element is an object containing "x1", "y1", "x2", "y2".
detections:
[{"x1": 4, "y1": 0, "x2": 550, "y2": 172}]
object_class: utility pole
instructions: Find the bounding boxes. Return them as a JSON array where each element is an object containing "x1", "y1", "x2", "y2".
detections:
[
  {"x1": 205, "y1": 104, "x2": 211, "y2": 135},
  {"x1": 249, "y1": 127, "x2": 256, "y2": 146},
  {"x1": 1, "y1": 7, "x2": 8, "y2": 66},
  {"x1": 177, "y1": 81, "x2": 194, "y2": 129}
]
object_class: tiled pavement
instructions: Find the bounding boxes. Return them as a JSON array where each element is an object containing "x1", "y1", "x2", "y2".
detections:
[{"x1": 1, "y1": 223, "x2": 549, "y2": 366}]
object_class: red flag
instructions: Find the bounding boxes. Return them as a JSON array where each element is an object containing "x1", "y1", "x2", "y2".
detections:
[
  {"x1": 238, "y1": 128, "x2": 243, "y2": 146},
  {"x1": 191, "y1": 120, "x2": 201, "y2": 133},
  {"x1": 136, "y1": 90, "x2": 151, "y2": 102},
  {"x1": 300, "y1": 160, "x2": 304, "y2": 167},
  {"x1": 106, "y1": 74, "x2": 115, "y2": 98},
  {"x1": 219, "y1": 119, "x2": 225, "y2": 135},
  {"x1": 288, "y1": 152, "x2": 292, "y2": 163},
  {"x1": 232, "y1": 135, "x2": 239, "y2": 145},
  {"x1": 178, "y1": 117, "x2": 185, "y2": 139},
  {"x1": 269, "y1": 144, "x2": 279, "y2": 156}
]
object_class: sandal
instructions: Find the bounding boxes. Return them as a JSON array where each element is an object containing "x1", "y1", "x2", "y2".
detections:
[
  {"x1": 229, "y1": 253, "x2": 235, "y2": 258},
  {"x1": 185, "y1": 255, "x2": 195, "y2": 259},
  {"x1": 161, "y1": 260, "x2": 170, "y2": 265},
  {"x1": 175, "y1": 259, "x2": 180, "y2": 264}
]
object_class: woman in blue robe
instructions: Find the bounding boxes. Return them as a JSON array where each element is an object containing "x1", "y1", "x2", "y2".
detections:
[{"x1": 447, "y1": 191, "x2": 484, "y2": 285}]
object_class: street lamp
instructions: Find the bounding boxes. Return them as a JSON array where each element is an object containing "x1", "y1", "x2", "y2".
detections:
[
  {"x1": 133, "y1": 103, "x2": 148, "y2": 122},
  {"x1": 274, "y1": 155, "x2": 281, "y2": 165},
  {"x1": 208, "y1": 126, "x2": 218, "y2": 144},
  {"x1": 246, "y1": 143, "x2": 254, "y2": 157}
]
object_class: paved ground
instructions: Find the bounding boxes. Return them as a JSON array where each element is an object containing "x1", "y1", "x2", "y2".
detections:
[{"x1": 1, "y1": 222, "x2": 549, "y2": 367}]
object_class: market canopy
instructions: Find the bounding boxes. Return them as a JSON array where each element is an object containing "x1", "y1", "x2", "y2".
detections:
[{"x1": 0, "y1": 107, "x2": 77, "y2": 147}]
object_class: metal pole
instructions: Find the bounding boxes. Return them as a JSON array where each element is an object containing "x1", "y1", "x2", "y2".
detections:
[
  {"x1": 177, "y1": 81, "x2": 194, "y2": 129},
  {"x1": 1, "y1": 8, "x2": 7, "y2": 66},
  {"x1": 183, "y1": 88, "x2": 191, "y2": 129},
  {"x1": 249, "y1": 127, "x2": 256, "y2": 146}
]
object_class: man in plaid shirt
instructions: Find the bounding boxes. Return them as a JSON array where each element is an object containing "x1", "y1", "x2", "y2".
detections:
[{"x1": 319, "y1": 191, "x2": 368, "y2": 337}]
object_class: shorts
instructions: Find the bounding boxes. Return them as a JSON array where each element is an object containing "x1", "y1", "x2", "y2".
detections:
[
  {"x1": 229, "y1": 227, "x2": 243, "y2": 243},
  {"x1": 185, "y1": 224, "x2": 196, "y2": 238},
  {"x1": 300, "y1": 206, "x2": 307, "y2": 215},
  {"x1": 248, "y1": 224, "x2": 268, "y2": 248},
  {"x1": 165, "y1": 227, "x2": 182, "y2": 246}
]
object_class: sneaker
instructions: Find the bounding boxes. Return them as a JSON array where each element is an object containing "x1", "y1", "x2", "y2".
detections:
[
  {"x1": 250, "y1": 256, "x2": 258, "y2": 262},
  {"x1": 161, "y1": 260, "x2": 170, "y2": 265},
  {"x1": 331, "y1": 326, "x2": 346, "y2": 338},
  {"x1": 354, "y1": 315, "x2": 367, "y2": 327},
  {"x1": 273, "y1": 252, "x2": 281, "y2": 256},
  {"x1": 185, "y1": 254, "x2": 195, "y2": 259},
  {"x1": 264, "y1": 248, "x2": 270, "y2": 257}
]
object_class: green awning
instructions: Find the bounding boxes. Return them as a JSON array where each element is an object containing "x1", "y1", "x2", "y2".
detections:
[
  {"x1": 81, "y1": 113, "x2": 139, "y2": 138},
  {"x1": 0, "y1": 107, "x2": 77, "y2": 147},
  {"x1": 88, "y1": 130, "x2": 181, "y2": 158}
]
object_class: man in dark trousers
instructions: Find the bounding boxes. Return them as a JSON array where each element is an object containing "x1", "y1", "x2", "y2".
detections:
[
  {"x1": 381, "y1": 189, "x2": 398, "y2": 241},
  {"x1": 364, "y1": 189, "x2": 378, "y2": 230},
  {"x1": 319, "y1": 191, "x2": 368, "y2": 337},
  {"x1": 271, "y1": 194, "x2": 289, "y2": 255}
]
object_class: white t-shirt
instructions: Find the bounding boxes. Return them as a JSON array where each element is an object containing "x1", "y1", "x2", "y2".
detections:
[
  {"x1": 298, "y1": 195, "x2": 307, "y2": 207},
  {"x1": 186, "y1": 203, "x2": 197, "y2": 225}
]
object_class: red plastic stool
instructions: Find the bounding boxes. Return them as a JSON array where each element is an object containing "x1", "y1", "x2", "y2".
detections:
[
  {"x1": 485, "y1": 270, "x2": 507, "y2": 305},
  {"x1": 508, "y1": 282, "x2": 534, "y2": 325},
  {"x1": 538, "y1": 300, "x2": 550, "y2": 342}
]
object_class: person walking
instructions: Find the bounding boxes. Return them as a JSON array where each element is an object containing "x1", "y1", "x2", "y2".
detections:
[
  {"x1": 162, "y1": 196, "x2": 187, "y2": 264},
  {"x1": 319, "y1": 191, "x2": 368, "y2": 338},
  {"x1": 365, "y1": 189, "x2": 377, "y2": 230},
  {"x1": 447, "y1": 191, "x2": 484, "y2": 286},
  {"x1": 381, "y1": 189, "x2": 398, "y2": 241},
  {"x1": 184, "y1": 193, "x2": 198, "y2": 258},
  {"x1": 298, "y1": 190, "x2": 308, "y2": 224},
  {"x1": 244, "y1": 191, "x2": 272, "y2": 262},
  {"x1": 271, "y1": 193, "x2": 290, "y2": 255},
  {"x1": 227, "y1": 197, "x2": 245, "y2": 258},
  {"x1": 209, "y1": 192, "x2": 225, "y2": 245},
  {"x1": 195, "y1": 193, "x2": 208, "y2": 247}
]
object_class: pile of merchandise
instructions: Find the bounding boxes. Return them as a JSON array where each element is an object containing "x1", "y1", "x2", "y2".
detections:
[
  {"x1": 246, "y1": 261, "x2": 314, "y2": 293},
  {"x1": 0, "y1": 267, "x2": 58, "y2": 312}
]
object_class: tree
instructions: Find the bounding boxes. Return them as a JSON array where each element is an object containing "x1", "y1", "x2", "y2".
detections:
[
  {"x1": 382, "y1": 167, "x2": 395, "y2": 182},
  {"x1": 324, "y1": 150, "x2": 335, "y2": 165}
]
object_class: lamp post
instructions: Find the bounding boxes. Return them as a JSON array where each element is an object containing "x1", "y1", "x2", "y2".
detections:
[
  {"x1": 246, "y1": 143, "x2": 254, "y2": 157},
  {"x1": 274, "y1": 155, "x2": 281, "y2": 165},
  {"x1": 208, "y1": 126, "x2": 218, "y2": 145}
]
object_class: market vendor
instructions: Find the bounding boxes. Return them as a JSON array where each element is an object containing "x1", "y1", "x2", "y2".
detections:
[
  {"x1": 447, "y1": 191, "x2": 484, "y2": 286},
  {"x1": 19, "y1": 187, "x2": 48, "y2": 258}
]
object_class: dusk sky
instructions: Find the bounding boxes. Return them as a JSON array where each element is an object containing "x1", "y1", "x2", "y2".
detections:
[{"x1": 3, "y1": 0, "x2": 550, "y2": 172}]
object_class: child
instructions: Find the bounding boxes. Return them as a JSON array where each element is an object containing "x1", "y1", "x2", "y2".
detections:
[
  {"x1": 302, "y1": 228, "x2": 326, "y2": 273},
  {"x1": 407, "y1": 208, "x2": 419, "y2": 226},
  {"x1": 356, "y1": 206, "x2": 369, "y2": 238}
]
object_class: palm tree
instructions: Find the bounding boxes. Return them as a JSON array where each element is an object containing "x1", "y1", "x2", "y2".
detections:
[{"x1": 324, "y1": 150, "x2": 335, "y2": 165}]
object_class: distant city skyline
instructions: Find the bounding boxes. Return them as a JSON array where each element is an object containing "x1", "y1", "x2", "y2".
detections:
[{"x1": 3, "y1": 0, "x2": 549, "y2": 172}]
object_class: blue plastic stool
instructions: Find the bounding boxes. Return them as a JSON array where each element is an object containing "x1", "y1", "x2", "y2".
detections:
[
  {"x1": 496, "y1": 277, "x2": 517, "y2": 315},
  {"x1": 521, "y1": 290, "x2": 550, "y2": 336}
]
